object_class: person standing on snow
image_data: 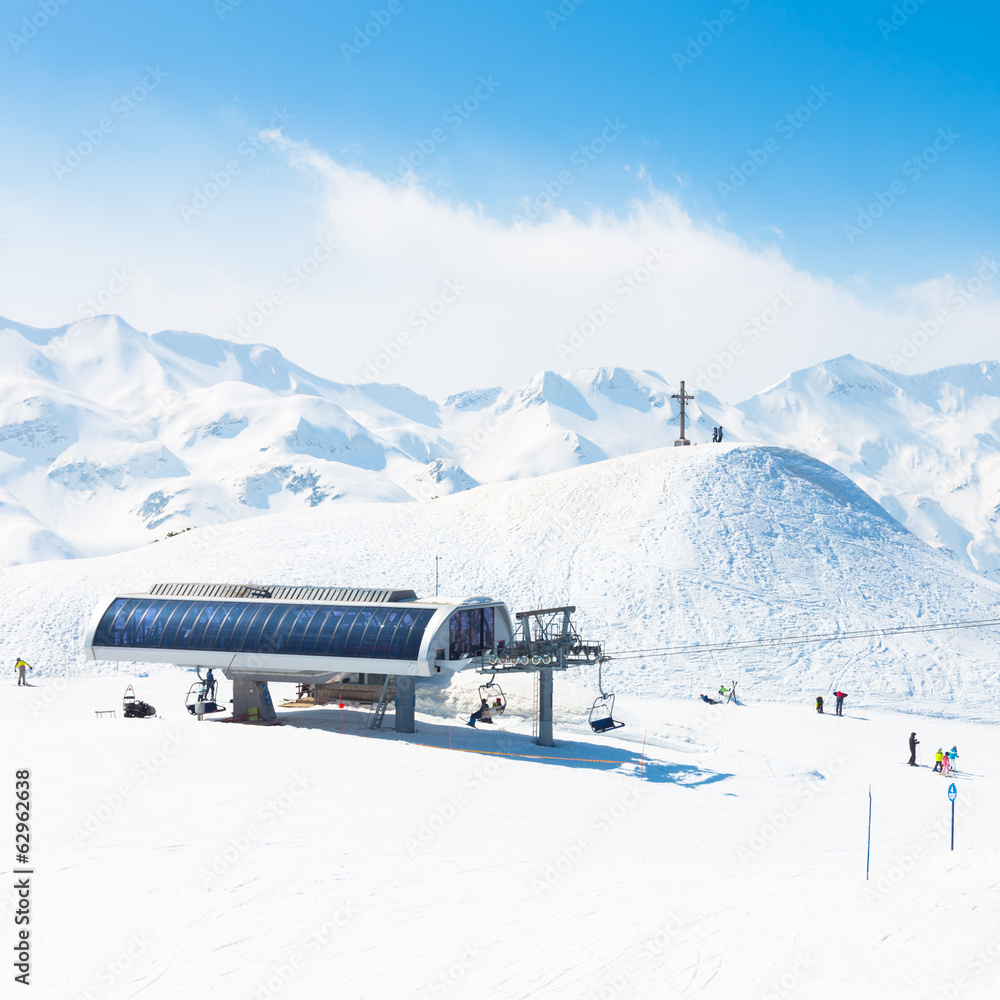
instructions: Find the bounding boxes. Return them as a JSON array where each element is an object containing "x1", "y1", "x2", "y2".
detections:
[
  {"x1": 816, "y1": 695, "x2": 824, "y2": 714},
  {"x1": 15, "y1": 659, "x2": 31, "y2": 686},
  {"x1": 908, "y1": 732, "x2": 919, "y2": 766},
  {"x1": 948, "y1": 746, "x2": 959, "y2": 772},
  {"x1": 834, "y1": 690, "x2": 847, "y2": 716},
  {"x1": 932, "y1": 748, "x2": 943, "y2": 772},
  {"x1": 941, "y1": 751, "x2": 952, "y2": 776}
]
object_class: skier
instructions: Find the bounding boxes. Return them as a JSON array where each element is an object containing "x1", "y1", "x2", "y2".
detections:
[
  {"x1": 712, "y1": 427, "x2": 719, "y2": 443},
  {"x1": 941, "y1": 751, "x2": 952, "y2": 777},
  {"x1": 932, "y1": 748, "x2": 943, "y2": 773},
  {"x1": 907, "y1": 732, "x2": 919, "y2": 766},
  {"x1": 201, "y1": 668, "x2": 216, "y2": 701},
  {"x1": 815, "y1": 695, "x2": 824, "y2": 714},
  {"x1": 717, "y1": 425, "x2": 724, "y2": 442},
  {"x1": 700, "y1": 693, "x2": 720, "y2": 705},
  {"x1": 15, "y1": 658, "x2": 30, "y2": 686},
  {"x1": 833, "y1": 690, "x2": 847, "y2": 716},
  {"x1": 468, "y1": 696, "x2": 503, "y2": 728},
  {"x1": 948, "y1": 746, "x2": 959, "y2": 772}
]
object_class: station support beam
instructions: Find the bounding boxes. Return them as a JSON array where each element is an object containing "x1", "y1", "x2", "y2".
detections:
[
  {"x1": 535, "y1": 668, "x2": 554, "y2": 747},
  {"x1": 395, "y1": 675, "x2": 415, "y2": 734},
  {"x1": 232, "y1": 678, "x2": 277, "y2": 723}
]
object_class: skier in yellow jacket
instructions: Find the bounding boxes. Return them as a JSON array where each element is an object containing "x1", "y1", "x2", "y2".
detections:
[{"x1": 15, "y1": 659, "x2": 30, "y2": 686}]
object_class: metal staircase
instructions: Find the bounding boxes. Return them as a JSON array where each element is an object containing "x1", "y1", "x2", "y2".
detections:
[{"x1": 367, "y1": 674, "x2": 395, "y2": 730}]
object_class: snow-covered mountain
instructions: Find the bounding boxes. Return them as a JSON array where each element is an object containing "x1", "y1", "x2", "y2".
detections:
[{"x1": 2, "y1": 315, "x2": 999, "y2": 584}]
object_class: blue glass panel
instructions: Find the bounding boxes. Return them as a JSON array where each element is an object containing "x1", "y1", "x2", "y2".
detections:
[
  {"x1": 343, "y1": 609, "x2": 375, "y2": 656},
  {"x1": 224, "y1": 602, "x2": 264, "y2": 649},
  {"x1": 323, "y1": 608, "x2": 357, "y2": 656},
  {"x1": 170, "y1": 603, "x2": 204, "y2": 647},
  {"x1": 373, "y1": 609, "x2": 402, "y2": 657},
  {"x1": 267, "y1": 605, "x2": 300, "y2": 653},
  {"x1": 94, "y1": 598, "x2": 434, "y2": 660},
  {"x1": 358, "y1": 608, "x2": 390, "y2": 656},
  {"x1": 151, "y1": 601, "x2": 188, "y2": 646},
  {"x1": 300, "y1": 607, "x2": 338, "y2": 655},
  {"x1": 284, "y1": 608, "x2": 319, "y2": 655}
]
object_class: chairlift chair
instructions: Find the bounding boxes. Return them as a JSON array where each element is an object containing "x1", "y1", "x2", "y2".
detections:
[
  {"x1": 588, "y1": 660, "x2": 624, "y2": 734},
  {"x1": 478, "y1": 675, "x2": 507, "y2": 716},
  {"x1": 185, "y1": 670, "x2": 225, "y2": 717}
]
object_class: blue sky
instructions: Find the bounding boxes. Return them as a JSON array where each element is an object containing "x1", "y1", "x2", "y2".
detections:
[{"x1": 1, "y1": 0, "x2": 998, "y2": 397}]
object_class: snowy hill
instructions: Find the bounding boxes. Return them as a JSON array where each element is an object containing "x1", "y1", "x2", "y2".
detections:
[
  {"x1": 5, "y1": 444, "x2": 1000, "y2": 713},
  {"x1": 732, "y1": 355, "x2": 1000, "y2": 584},
  {"x1": 3, "y1": 315, "x2": 1000, "y2": 589}
]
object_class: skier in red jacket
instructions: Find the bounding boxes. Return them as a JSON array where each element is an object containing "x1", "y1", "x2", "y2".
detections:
[{"x1": 833, "y1": 691, "x2": 847, "y2": 716}]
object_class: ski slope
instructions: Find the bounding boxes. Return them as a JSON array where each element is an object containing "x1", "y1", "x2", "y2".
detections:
[
  {"x1": 4, "y1": 443, "x2": 1000, "y2": 712},
  {"x1": 5, "y1": 672, "x2": 999, "y2": 1000},
  {"x1": 5, "y1": 443, "x2": 1000, "y2": 998}
]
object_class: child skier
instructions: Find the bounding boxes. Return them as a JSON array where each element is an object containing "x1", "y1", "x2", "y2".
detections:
[
  {"x1": 932, "y1": 748, "x2": 943, "y2": 772},
  {"x1": 948, "y1": 746, "x2": 959, "y2": 772},
  {"x1": 941, "y1": 751, "x2": 952, "y2": 777}
]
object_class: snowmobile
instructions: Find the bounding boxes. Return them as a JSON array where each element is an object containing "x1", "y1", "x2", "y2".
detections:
[{"x1": 123, "y1": 685, "x2": 156, "y2": 718}]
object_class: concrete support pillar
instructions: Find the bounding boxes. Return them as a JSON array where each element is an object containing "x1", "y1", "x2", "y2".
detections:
[
  {"x1": 232, "y1": 678, "x2": 277, "y2": 723},
  {"x1": 535, "y1": 668, "x2": 554, "y2": 747},
  {"x1": 395, "y1": 675, "x2": 415, "y2": 734}
]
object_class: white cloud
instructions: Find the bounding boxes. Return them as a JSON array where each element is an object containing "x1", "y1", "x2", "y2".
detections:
[{"x1": 7, "y1": 134, "x2": 997, "y2": 401}]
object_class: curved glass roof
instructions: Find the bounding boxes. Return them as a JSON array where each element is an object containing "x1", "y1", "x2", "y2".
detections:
[{"x1": 93, "y1": 597, "x2": 436, "y2": 661}]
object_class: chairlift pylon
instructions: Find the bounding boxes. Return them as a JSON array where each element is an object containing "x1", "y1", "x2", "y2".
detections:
[{"x1": 588, "y1": 659, "x2": 624, "y2": 734}]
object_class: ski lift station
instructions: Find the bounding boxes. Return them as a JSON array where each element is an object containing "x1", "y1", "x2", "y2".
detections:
[{"x1": 84, "y1": 582, "x2": 615, "y2": 746}]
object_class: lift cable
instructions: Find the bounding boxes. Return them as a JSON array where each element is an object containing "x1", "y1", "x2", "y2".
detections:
[{"x1": 606, "y1": 614, "x2": 1000, "y2": 661}]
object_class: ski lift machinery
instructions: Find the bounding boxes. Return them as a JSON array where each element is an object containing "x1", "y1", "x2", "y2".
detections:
[{"x1": 475, "y1": 605, "x2": 619, "y2": 745}]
